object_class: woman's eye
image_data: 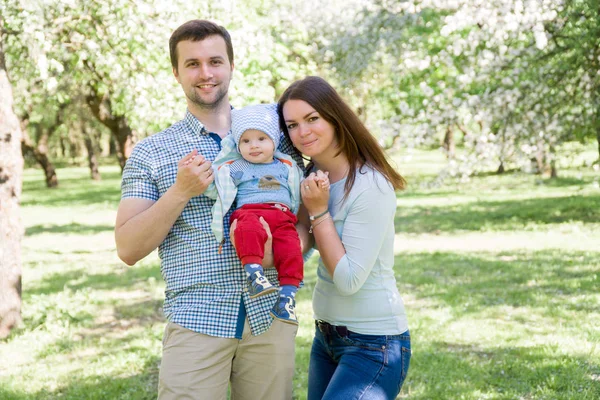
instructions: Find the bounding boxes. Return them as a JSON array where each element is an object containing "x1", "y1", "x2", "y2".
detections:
[{"x1": 287, "y1": 123, "x2": 297, "y2": 130}]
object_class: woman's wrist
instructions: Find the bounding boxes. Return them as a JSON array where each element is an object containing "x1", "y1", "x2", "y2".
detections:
[
  {"x1": 309, "y1": 213, "x2": 331, "y2": 234},
  {"x1": 309, "y1": 209, "x2": 329, "y2": 221}
]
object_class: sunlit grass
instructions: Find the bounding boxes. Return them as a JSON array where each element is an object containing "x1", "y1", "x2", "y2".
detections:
[{"x1": 1, "y1": 150, "x2": 599, "y2": 399}]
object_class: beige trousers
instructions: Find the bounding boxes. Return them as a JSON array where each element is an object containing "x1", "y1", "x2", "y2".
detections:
[{"x1": 157, "y1": 319, "x2": 298, "y2": 400}]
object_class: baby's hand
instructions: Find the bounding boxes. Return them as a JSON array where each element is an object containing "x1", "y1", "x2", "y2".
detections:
[
  {"x1": 315, "y1": 170, "x2": 330, "y2": 190},
  {"x1": 183, "y1": 153, "x2": 205, "y2": 166}
]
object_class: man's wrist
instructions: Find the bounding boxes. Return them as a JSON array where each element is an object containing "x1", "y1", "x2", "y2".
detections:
[{"x1": 169, "y1": 185, "x2": 192, "y2": 203}]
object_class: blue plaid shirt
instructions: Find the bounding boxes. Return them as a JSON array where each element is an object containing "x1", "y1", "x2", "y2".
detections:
[{"x1": 121, "y1": 109, "x2": 304, "y2": 338}]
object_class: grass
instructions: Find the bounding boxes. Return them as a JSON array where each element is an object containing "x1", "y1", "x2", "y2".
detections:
[{"x1": 1, "y1": 148, "x2": 599, "y2": 399}]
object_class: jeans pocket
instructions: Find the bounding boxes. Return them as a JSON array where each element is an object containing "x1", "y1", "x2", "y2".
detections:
[
  {"x1": 341, "y1": 332, "x2": 387, "y2": 352},
  {"x1": 399, "y1": 345, "x2": 411, "y2": 388}
]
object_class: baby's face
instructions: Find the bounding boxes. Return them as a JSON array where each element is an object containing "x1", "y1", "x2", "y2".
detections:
[{"x1": 238, "y1": 129, "x2": 275, "y2": 164}]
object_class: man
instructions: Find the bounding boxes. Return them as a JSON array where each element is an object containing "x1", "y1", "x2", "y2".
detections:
[{"x1": 115, "y1": 20, "x2": 305, "y2": 399}]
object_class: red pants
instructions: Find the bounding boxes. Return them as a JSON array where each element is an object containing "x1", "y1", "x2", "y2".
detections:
[{"x1": 230, "y1": 203, "x2": 303, "y2": 287}]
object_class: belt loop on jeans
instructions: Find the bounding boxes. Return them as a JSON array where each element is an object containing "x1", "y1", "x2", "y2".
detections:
[{"x1": 316, "y1": 319, "x2": 349, "y2": 337}]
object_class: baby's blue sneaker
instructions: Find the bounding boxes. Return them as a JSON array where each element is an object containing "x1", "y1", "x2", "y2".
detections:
[
  {"x1": 247, "y1": 271, "x2": 277, "y2": 298},
  {"x1": 270, "y1": 295, "x2": 298, "y2": 325}
]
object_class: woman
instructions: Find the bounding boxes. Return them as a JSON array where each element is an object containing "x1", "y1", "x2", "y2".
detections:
[{"x1": 278, "y1": 76, "x2": 411, "y2": 399}]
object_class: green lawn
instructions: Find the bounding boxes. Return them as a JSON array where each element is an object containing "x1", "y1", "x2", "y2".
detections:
[{"x1": 1, "y1": 149, "x2": 599, "y2": 399}]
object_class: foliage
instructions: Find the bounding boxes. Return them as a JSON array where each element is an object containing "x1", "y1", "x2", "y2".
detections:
[
  {"x1": 325, "y1": 0, "x2": 600, "y2": 176},
  {"x1": 1, "y1": 0, "x2": 599, "y2": 175}
]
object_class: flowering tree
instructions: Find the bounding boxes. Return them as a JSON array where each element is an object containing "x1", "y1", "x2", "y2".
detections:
[
  {"x1": 3, "y1": 0, "x2": 597, "y2": 180},
  {"x1": 0, "y1": 15, "x2": 23, "y2": 338},
  {"x1": 320, "y1": 0, "x2": 598, "y2": 177}
]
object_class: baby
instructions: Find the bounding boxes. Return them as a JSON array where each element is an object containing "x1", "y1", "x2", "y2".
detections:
[{"x1": 206, "y1": 104, "x2": 309, "y2": 324}]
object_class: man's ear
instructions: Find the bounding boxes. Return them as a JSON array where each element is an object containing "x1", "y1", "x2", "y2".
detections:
[
  {"x1": 173, "y1": 67, "x2": 180, "y2": 83},
  {"x1": 230, "y1": 62, "x2": 235, "y2": 74}
]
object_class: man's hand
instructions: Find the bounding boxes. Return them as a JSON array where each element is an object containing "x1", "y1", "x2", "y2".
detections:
[
  {"x1": 230, "y1": 217, "x2": 275, "y2": 268},
  {"x1": 173, "y1": 150, "x2": 214, "y2": 200}
]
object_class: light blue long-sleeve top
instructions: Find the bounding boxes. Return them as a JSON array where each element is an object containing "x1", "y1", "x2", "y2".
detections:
[{"x1": 312, "y1": 166, "x2": 408, "y2": 335}]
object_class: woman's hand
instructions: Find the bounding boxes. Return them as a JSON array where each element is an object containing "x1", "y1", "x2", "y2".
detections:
[{"x1": 301, "y1": 170, "x2": 330, "y2": 216}]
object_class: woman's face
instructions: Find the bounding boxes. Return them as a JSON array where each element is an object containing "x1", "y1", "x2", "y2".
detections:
[{"x1": 282, "y1": 99, "x2": 338, "y2": 159}]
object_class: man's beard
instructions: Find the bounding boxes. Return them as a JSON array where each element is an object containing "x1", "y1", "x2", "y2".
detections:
[{"x1": 187, "y1": 84, "x2": 228, "y2": 110}]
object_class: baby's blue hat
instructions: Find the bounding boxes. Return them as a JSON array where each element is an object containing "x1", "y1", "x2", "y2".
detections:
[{"x1": 231, "y1": 103, "x2": 281, "y2": 149}]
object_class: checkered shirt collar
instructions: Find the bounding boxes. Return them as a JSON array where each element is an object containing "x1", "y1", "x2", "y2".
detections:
[
  {"x1": 183, "y1": 107, "x2": 236, "y2": 137},
  {"x1": 183, "y1": 109, "x2": 210, "y2": 136}
]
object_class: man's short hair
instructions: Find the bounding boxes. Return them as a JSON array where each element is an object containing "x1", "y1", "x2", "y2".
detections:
[{"x1": 169, "y1": 20, "x2": 234, "y2": 70}]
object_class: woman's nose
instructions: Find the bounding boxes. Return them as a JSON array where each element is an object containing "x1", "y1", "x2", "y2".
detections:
[{"x1": 298, "y1": 123, "x2": 310, "y2": 137}]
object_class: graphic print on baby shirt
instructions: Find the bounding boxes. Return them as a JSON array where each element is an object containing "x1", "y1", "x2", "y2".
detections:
[{"x1": 258, "y1": 175, "x2": 282, "y2": 190}]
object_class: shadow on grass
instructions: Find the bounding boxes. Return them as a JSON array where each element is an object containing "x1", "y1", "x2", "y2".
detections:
[
  {"x1": 22, "y1": 168, "x2": 122, "y2": 208},
  {"x1": 25, "y1": 262, "x2": 162, "y2": 297},
  {"x1": 405, "y1": 340, "x2": 600, "y2": 399},
  {"x1": 26, "y1": 223, "x2": 114, "y2": 236},
  {"x1": 33, "y1": 297, "x2": 165, "y2": 360},
  {"x1": 21, "y1": 185, "x2": 122, "y2": 207},
  {"x1": 541, "y1": 176, "x2": 596, "y2": 187},
  {"x1": 395, "y1": 194, "x2": 600, "y2": 233},
  {"x1": 397, "y1": 250, "x2": 600, "y2": 316},
  {"x1": 0, "y1": 355, "x2": 160, "y2": 400}
]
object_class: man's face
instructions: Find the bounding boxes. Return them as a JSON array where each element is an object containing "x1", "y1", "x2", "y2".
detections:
[{"x1": 173, "y1": 36, "x2": 234, "y2": 110}]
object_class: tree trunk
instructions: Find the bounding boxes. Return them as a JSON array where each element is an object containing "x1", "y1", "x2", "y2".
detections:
[
  {"x1": 535, "y1": 139, "x2": 551, "y2": 176},
  {"x1": 21, "y1": 128, "x2": 58, "y2": 188},
  {"x1": 549, "y1": 144, "x2": 558, "y2": 178},
  {"x1": 535, "y1": 152, "x2": 544, "y2": 175},
  {"x1": 108, "y1": 136, "x2": 117, "y2": 156},
  {"x1": 69, "y1": 139, "x2": 76, "y2": 162},
  {"x1": 114, "y1": 125, "x2": 134, "y2": 171},
  {"x1": 497, "y1": 161, "x2": 505, "y2": 174},
  {"x1": 59, "y1": 137, "x2": 67, "y2": 158},
  {"x1": 87, "y1": 91, "x2": 135, "y2": 172},
  {"x1": 0, "y1": 40, "x2": 23, "y2": 339},
  {"x1": 443, "y1": 126, "x2": 455, "y2": 159},
  {"x1": 83, "y1": 133, "x2": 101, "y2": 181},
  {"x1": 597, "y1": 126, "x2": 600, "y2": 164}
]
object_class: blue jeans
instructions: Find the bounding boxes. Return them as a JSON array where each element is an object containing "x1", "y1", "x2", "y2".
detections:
[{"x1": 308, "y1": 321, "x2": 411, "y2": 400}]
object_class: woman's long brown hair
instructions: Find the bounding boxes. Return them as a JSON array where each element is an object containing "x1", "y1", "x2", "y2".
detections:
[{"x1": 278, "y1": 76, "x2": 406, "y2": 200}]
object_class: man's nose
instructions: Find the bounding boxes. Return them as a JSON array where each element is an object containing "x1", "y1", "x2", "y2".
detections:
[{"x1": 198, "y1": 64, "x2": 213, "y2": 79}]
